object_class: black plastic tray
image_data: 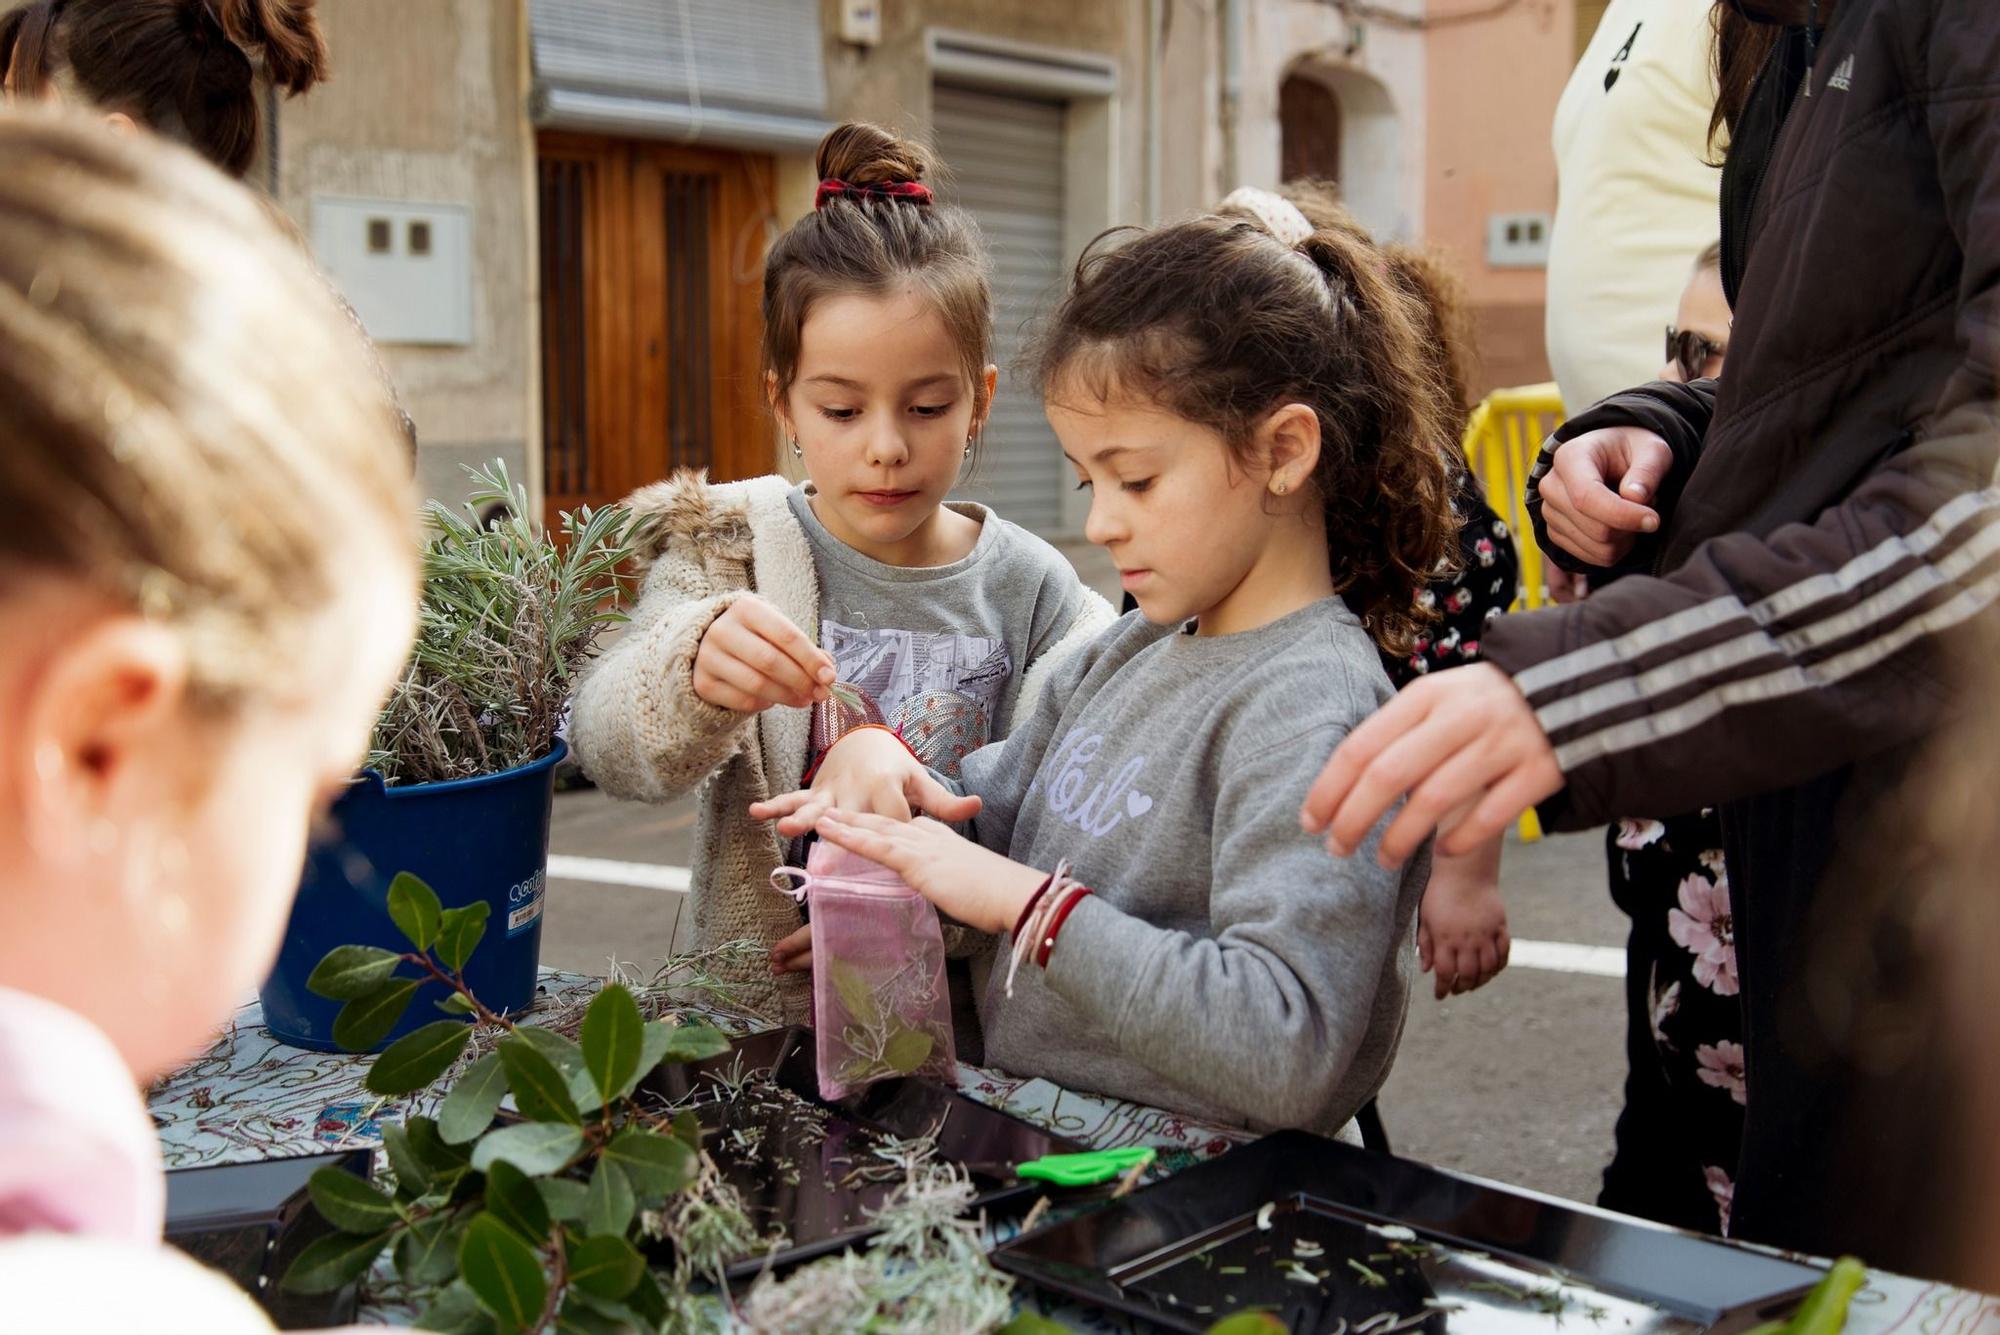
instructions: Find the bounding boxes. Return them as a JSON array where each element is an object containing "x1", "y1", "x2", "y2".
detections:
[
  {"x1": 634, "y1": 1025, "x2": 1082, "y2": 1280},
  {"x1": 994, "y1": 1129, "x2": 1824, "y2": 1334},
  {"x1": 164, "y1": 1148, "x2": 374, "y2": 1329}
]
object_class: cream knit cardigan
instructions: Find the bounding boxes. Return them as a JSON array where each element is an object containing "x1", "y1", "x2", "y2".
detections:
[{"x1": 568, "y1": 471, "x2": 1115, "y2": 1022}]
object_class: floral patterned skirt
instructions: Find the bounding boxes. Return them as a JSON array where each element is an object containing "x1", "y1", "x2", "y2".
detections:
[{"x1": 1598, "y1": 810, "x2": 1748, "y2": 1236}]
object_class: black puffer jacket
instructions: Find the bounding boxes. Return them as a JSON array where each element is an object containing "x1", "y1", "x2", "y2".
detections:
[{"x1": 1489, "y1": 0, "x2": 2000, "y2": 1270}]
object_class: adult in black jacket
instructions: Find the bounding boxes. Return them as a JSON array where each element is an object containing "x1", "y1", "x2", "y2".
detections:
[{"x1": 1304, "y1": 0, "x2": 2000, "y2": 1273}]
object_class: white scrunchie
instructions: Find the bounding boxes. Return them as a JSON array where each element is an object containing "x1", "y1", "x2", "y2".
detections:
[{"x1": 1220, "y1": 186, "x2": 1314, "y2": 248}]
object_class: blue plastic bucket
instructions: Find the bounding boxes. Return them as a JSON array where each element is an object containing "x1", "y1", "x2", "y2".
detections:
[{"x1": 258, "y1": 741, "x2": 566, "y2": 1051}]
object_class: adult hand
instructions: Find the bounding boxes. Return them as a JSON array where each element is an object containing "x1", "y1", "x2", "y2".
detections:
[
  {"x1": 692, "y1": 593, "x2": 836, "y2": 712},
  {"x1": 1537, "y1": 427, "x2": 1675, "y2": 567},
  {"x1": 1543, "y1": 566, "x2": 1590, "y2": 605},
  {"x1": 811, "y1": 810, "x2": 1045, "y2": 936},
  {"x1": 1299, "y1": 664, "x2": 1563, "y2": 866},
  {"x1": 748, "y1": 728, "x2": 981, "y2": 836}
]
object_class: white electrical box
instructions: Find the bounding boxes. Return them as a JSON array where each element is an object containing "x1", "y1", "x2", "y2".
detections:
[
  {"x1": 311, "y1": 196, "x2": 473, "y2": 346},
  {"x1": 1486, "y1": 212, "x2": 1552, "y2": 269},
  {"x1": 839, "y1": 0, "x2": 881, "y2": 46}
]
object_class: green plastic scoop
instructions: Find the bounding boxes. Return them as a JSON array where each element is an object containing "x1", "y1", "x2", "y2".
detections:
[{"x1": 1016, "y1": 1146, "x2": 1157, "y2": 1187}]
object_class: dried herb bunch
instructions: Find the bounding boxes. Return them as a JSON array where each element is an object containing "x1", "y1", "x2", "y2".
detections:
[{"x1": 368, "y1": 461, "x2": 633, "y2": 785}]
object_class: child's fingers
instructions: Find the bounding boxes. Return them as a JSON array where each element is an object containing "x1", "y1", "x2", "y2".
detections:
[
  {"x1": 1416, "y1": 922, "x2": 1433, "y2": 973},
  {"x1": 771, "y1": 924, "x2": 813, "y2": 974},
  {"x1": 865, "y1": 776, "x2": 912, "y2": 822},
  {"x1": 735, "y1": 598, "x2": 837, "y2": 692},
  {"x1": 909, "y1": 774, "x2": 981, "y2": 823},
  {"x1": 701, "y1": 650, "x2": 804, "y2": 710},
  {"x1": 749, "y1": 790, "x2": 815, "y2": 820},
  {"x1": 815, "y1": 811, "x2": 906, "y2": 867}
]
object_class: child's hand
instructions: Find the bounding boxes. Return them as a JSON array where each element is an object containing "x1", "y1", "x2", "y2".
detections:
[
  {"x1": 812, "y1": 810, "x2": 1045, "y2": 936},
  {"x1": 771, "y1": 923, "x2": 813, "y2": 974},
  {"x1": 693, "y1": 593, "x2": 837, "y2": 713},
  {"x1": 751, "y1": 728, "x2": 982, "y2": 834},
  {"x1": 1417, "y1": 836, "x2": 1510, "y2": 999}
]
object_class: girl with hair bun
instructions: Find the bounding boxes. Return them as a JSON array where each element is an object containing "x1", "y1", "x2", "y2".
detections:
[{"x1": 569, "y1": 122, "x2": 1113, "y2": 1027}]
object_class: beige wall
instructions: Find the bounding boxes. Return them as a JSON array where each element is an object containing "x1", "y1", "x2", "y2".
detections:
[
  {"x1": 274, "y1": 0, "x2": 538, "y2": 507},
  {"x1": 1426, "y1": 0, "x2": 1573, "y2": 394}
]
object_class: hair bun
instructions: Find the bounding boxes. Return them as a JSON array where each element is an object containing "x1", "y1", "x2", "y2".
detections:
[{"x1": 815, "y1": 122, "x2": 932, "y2": 190}]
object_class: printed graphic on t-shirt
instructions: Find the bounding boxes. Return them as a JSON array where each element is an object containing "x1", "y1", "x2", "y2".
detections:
[
  {"x1": 1025, "y1": 727, "x2": 1158, "y2": 840},
  {"x1": 822, "y1": 619, "x2": 1011, "y2": 775},
  {"x1": 1604, "y1": 21, "x2": 1642, "y2": 91}
]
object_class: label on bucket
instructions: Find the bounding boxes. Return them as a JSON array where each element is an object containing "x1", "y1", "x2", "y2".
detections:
[{"x1": 506, "y1": 868, "x2": 546, "y2": 937}]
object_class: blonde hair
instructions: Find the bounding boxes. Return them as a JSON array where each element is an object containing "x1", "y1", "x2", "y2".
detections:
[{"x1": 0, "y1": 111, "x2": 415, "y2": 706}]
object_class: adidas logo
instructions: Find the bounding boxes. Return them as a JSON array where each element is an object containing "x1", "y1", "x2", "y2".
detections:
[{"x1": 1827, "y1": 53, "x2": 1855, "y2": 92}]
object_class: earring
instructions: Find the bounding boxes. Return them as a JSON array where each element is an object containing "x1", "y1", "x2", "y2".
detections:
[
  {"x1": 789, "y1": 436, "x2": 803, "y2": 459},
  {"x1": 1273, "y1": 479, "x2": 1289, "y2": 496},
  {"x1": 964, "y1": 434, "x2": 975, "y2": 460}
]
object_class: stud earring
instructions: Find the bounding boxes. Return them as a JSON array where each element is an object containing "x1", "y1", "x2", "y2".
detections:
[
  {"x1": 789, "y1": 436, "x2": 803, "y2": 459},
  {"x1": 1273, "y1": 479, "x2": 1289, "y2": 495},
  {"x1": 964, "y1": 434, "x2": 976, "y2": 460}
]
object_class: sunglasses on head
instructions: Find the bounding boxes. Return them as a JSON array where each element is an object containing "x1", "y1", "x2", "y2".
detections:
[{"x1": 1666, "y1": 326, "x2": 1726, "y2": 382}]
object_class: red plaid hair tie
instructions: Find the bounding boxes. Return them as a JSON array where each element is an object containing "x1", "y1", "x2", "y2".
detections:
[{"x1": 815, "y1": 178, "x2": 935, "y2": 210}]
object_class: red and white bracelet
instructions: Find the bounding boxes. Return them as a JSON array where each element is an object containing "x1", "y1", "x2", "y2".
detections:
[{"x1": 1004, "y1": 859, "x2": 1092, "y2": 997}]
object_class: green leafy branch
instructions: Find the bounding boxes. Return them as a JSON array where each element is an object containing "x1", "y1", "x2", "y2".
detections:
[{"x1": 286, "y1": 871, "x2": 730, "y2": 1333}]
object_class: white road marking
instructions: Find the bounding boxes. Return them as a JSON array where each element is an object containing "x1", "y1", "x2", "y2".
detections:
[
  {"x1": 546, "y1": 854, "x2": 691, "y2": 893},
  {"x1": 545, "y1": 855, "x2": 1628, "y2": 979}
]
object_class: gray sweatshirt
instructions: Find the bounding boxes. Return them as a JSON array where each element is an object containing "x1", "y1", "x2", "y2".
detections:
[{"x1": 957, "y1": 600, "x2": 1427, "y2": 1137}]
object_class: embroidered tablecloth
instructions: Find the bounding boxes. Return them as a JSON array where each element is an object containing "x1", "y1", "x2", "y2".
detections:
[{"x1": 148, "y1": 969, "x2": 2000, "y2": 1333}]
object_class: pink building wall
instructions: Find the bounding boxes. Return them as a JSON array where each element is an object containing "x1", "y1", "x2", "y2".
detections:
[{"x1": 1425, "y1": 0, "x2": 1575, "y2": 395}]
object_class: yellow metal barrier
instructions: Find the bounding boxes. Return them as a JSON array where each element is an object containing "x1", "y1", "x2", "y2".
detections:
[{"x1": 1461, "y1": 382, "x2": 1566, "y2": 841}]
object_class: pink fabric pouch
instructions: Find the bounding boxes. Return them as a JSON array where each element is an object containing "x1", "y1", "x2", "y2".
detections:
[{"x1": 773, "y1": 843, "x2": 957, "y2": 1101}]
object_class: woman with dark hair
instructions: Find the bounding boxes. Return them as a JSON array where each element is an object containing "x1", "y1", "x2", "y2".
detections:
[
  {"x1": 1307, "y1": 0, "x2": 2000, "y2": 1273},
  {"x1": 2, "y1": 0, "x2": 415, "y2": 452},
  {"x1": 1, "y1": 0, "x2": 327, "y2": 178}
]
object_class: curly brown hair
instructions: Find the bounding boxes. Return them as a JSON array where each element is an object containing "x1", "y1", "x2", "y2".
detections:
[{"x1": 1033, "y1": 213, "x2": 1457, "y2": 656}]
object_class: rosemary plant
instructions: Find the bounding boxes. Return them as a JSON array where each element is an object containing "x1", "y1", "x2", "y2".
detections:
[{"x1": 367, "y1": 461, "x2": 633, "y2": 785}]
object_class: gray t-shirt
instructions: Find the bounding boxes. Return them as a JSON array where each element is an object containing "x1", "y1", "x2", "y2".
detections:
[
  {"x1": 787, "y1": 487, "x2": 1086, "y2": 778},
  {"x1": 957, "y1": 599, "x2": 1428, "y2": 1138}
]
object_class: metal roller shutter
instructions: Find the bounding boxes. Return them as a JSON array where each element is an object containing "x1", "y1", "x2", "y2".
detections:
[{"x1": 933, "y1": 84, "x2": 1068, "y2": 536}]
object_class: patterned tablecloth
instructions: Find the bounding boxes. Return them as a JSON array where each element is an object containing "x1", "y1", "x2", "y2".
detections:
[{"x1": 149, "y1": 969, "x2": 2000, "y2": 1334}]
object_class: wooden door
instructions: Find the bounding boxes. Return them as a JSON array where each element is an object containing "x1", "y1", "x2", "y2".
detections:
[{"x1": 537, "y1": 133, "x2": 774, "y2": 519}]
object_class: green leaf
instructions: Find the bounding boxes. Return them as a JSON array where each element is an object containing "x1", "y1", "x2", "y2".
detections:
[
  {"x1": 437, "y1": 901, "x2": 491, "y2": 972},
  {"x1": 534, "y1": 1176, "x2": 590, "y2": 1222},
  {"x1": 383, "y1": 1123, "x2": 433, "y2": 1197},
  {"x1": 482, "y1": 1159, "x2": 551, "y2": 1243},
  {"x1": 306, "y1": 1166, "x2": 398, "y2": 1234},
  {"x1": 828, "y1": 960, "x2": 881, "y2": 1029},
  {"x1": 439, "y1": 1053, "x2": 508, "y2": 1144},
  {"x1": 470, "y1": 1122, "x2": 585, "y2": 1176},
  {"x1": 883, "y1": 1026, "x2": 935, "y2": 1076},
  {"x1": 367, "y1": 1020, "x2": 473, "y2": 1097},
  {"x1": 414, "y1": 1280, "x2": 499, "y2": 1334},
  {"x1": 458, "y1": 1213, "x2": 548, "y2": 1330},
  {"x1": 306, "y1": 945, "x2": 403, "y2": 1001},
  {"x1": 1201, "y1": 1316, "x2": 1288, "y2": 1335},
  {"x1": 583, "y1": 1158, "x2": 634, "y2": 1238},
  {"x1": 600, "y1": 1128, "x2": 696, "y2": 1202},
  {"x1": 669, "y1": 1109, "x2": 701, "y2": 1153},
  {"x1": 626, "y1": 1270, "x2": 668, "y2": 1327},
  {"x1": 999, "y1": 1316, "x2": 1072, "y2": 1335},
  {"x1": 657, "y1": 1021, "x2": 731, "y2": 1066},
  {"x1": 407, "y1": 1115, "x2": 473, "y2": 1174},
  {"x1": 513, "y1": 1026, "x2": 585, "y2": 1076},
  {"x1": 555, "y1": 1303, "x2": 636, "y2": 1335},
  {"x1": 395, "y1": 1213, "x2": 464, "y2": 1288},
  {"x1": 282, "y1": 1227, "x2": 394, "y2": 1294},
  {"x1": 498, "y1": 1036, "x2": 583, "y2": 1125},
  {"x1": 332, "y1": 978, "x2": 420, "y2": 1052},
  {"x1": 566, "y1": 1233, "x2": 644, "y2": 1300},
  {"x1": 388, "y1": 871, "x2": 444, "y2": 952},
  {"x1": 580, "y1": 985, "x2": 643, "y2": 1106},
  {"x1": 437, "y1": 992, "x2": 478, "y2": 1017}
]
